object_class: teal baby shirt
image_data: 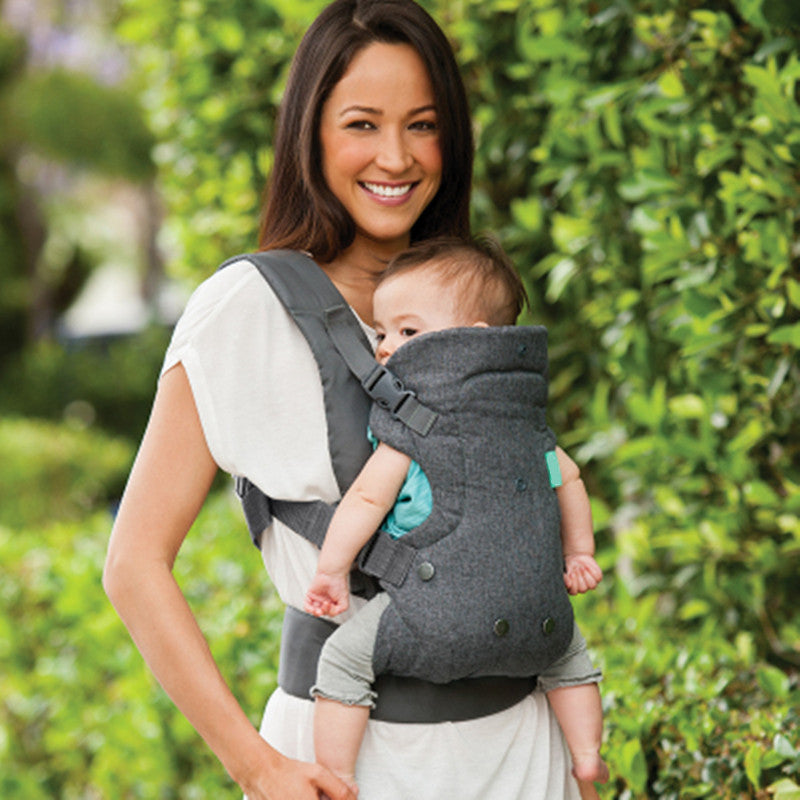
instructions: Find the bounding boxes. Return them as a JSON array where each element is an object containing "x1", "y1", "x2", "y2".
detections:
[{"x1": 367, "y1": 428, "x2": 432, "y2": 540}]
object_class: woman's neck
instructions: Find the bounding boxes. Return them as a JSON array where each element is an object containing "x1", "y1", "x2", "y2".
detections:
[{"x1": 320, "y1": 242, "x2": 401, "y2": 326}]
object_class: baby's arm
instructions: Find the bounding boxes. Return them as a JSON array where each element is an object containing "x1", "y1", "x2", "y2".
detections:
[
  {"x1": 554, "y1": 446, "x2": 603, "y2": 595},
  {"x1": 304, "y1": 442, "x2": 412, "y2": 617}
]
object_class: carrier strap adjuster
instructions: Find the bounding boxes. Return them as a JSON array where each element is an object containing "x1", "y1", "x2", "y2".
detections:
[{"x1": 362, "y1": 364, "x2": 437, "y2": 436}]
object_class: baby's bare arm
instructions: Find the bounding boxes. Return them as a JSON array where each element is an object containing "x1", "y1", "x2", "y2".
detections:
[
  {"x1": 555, "y1": 446, "x2": 602, "y2": 593},
  {"x1": 555, "y1": 447, "x2": 594, "y2": 557},
  {"x1": 316, "y1": 443, "x2": 412, "y2": 578}
]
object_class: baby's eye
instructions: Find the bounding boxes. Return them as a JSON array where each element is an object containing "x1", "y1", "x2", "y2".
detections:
[
  {"x1": 375, "y1": 332, "x2": 385, "y2": 343},
  {"x1": 400, "y1": 328, "x2": 419, "y2": 338}
]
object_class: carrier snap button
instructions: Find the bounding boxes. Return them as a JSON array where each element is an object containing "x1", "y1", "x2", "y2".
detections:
[
  {"x1": 493, "y1": 618, "x2": 510, "y2": 637},
  {"x1": 542, "y1": 617, "x2": 555, "y2": 636},
  {"x1": 515, "y1": 477, "x2": 528, "y2": 492},
  {"x1": 517, "y1": 343, "x2": 528, "y2": 356},
  {"x1": 417, "y1": 561, "x2": 435, "y2": 581}
]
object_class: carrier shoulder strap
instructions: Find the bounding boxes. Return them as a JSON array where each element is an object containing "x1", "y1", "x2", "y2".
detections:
[{"x1": 220, "y1": 251, "x2": 436, "y2": 573}]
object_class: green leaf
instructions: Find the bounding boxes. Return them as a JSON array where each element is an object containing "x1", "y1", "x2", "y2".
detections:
[
  {"x1": 619, "y1": 738, "x2": 648, "y2": 792},
  {"x1": 757, "y1": 666, "x2": 790, "y2": 699},
  {"x1": 787, "y1": 280, "x2": 800, "y2": 309},
  {"x1": 769, "y1": 778, "x2": 800, "y2": 800},
  {"x1": 511, "y1": 196, "x2": 543, "y2": 232},
  {"x1": 745, "y1": 742, "x2": 762, "y2": 787},
  {"x1": 668, "y1": 394, "x2": 707, "y2": 419},
  {"x1": 678, "y1": 599, "x2": 711, "y2": 620},
  {"x1": 773, "y1": 733, "x2": 798, "y2": 758},
  {"x1": 767, "y1": 323, "x2": 800, "y2": 347}
]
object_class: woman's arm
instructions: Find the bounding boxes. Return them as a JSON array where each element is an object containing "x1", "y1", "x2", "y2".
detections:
[
  {"x1": 304, "y1": 442, "x2": 411, "y2": 617},
  {"x1": 554, "y1": 446, "x2": 603, "y2": 595},
  {"x1": 103, "y1": 364, "x2": 355, "y2": 800}
]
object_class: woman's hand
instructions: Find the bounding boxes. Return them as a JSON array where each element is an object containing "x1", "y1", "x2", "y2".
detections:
[{"x1": 239, "y1": 747, "x2": 358, "y2": 800}]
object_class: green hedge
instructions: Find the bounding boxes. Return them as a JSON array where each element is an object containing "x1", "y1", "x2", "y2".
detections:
[
  {"x1": 2, "y1": 493, "x2": 798, "y2": 798},
  {"x1": 0, "y1": 326, "x2": 172, "y2": 442},
  {"x1": 0, "y1": 417, "x2": 134, "y2": 528},
  {"x1": 577, "y1": 576, "x2": 800, "y2": 798},
  {"x1": 0, "y1": 493, "x2": 279, "y2": 800}
]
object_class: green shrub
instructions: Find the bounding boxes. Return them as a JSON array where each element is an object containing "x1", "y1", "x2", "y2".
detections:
[
  {"x1": 0, "y1": 417, "x2": 134, "y2": 528},
  {"x1": 577, "y1": 578, "x2": 800, "y2": 799},
  {"x1": 0, "y1": 326, "x2": 172, "y2": 442},
  {"x1": 2, "y1": 493, "x2": 798, "y2": 798},
  {"x1": 0, "y1": 492, "x2": 278, "y2": 799},
  {"x1": 456, "y1": 0, "x2": 800, "y2": 665}
]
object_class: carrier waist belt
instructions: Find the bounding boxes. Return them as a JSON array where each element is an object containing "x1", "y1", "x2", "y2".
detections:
[{"x1": 277, "y1": 605, "x2": 537, "y2": 723}]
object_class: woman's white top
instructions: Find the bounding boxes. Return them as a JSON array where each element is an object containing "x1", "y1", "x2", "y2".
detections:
[{"x1": 163, "y1": 258, "x2": 581, "y2": 800}]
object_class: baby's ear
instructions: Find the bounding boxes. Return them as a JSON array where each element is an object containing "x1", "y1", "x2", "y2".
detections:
[{"x1": 471, "y1": 321, "x2": 489, "y2": 328}]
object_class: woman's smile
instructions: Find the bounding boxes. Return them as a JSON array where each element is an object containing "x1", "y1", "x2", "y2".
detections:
[{"x1": 360, "y1": 180, "x2": 419, "y2": 202}]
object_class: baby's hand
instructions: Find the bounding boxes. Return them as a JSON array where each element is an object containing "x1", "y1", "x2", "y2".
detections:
[
  {"x1": 563, "y1": 554, "x2": 603, "y2": 595},
  {"x1": 304, "y1": 572, "x2": 350, "y2": 618}
]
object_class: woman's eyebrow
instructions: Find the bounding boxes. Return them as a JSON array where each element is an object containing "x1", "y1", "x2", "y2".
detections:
[
  {"x1": 339, "y1": 105, "x2": 381, "y2": 117},
  {"x1": 338, "y1": 104, "x2": 437, "y2": 118}
]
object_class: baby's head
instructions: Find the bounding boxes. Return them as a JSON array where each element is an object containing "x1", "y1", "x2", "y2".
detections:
[{"x1": 373, "y1": 236, "x2": 528, "y2": 364}]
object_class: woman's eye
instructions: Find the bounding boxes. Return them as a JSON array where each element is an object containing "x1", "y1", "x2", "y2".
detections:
[
  {"x1": 346, "y1": 120, "x2": 376, "y2": 131},
  {"x1": 410, "y1": 119, "x2": 438, "y2": 132}
]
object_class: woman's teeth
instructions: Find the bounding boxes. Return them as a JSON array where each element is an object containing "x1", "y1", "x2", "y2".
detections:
[{"x1": 362, "y1": 182, "x2": 413, "y2": 198}]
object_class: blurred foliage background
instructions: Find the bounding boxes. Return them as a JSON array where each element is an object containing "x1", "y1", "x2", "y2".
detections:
[{"x1": 1, "y1": 0, "x2": 798, "y2": 797}]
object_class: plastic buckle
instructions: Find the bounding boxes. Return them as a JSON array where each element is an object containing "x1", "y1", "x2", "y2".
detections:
[{"x1": 362, "y1": 364, "x2": 416, "y2": 417}]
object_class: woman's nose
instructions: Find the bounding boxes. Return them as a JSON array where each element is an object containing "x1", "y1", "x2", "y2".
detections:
[{"x1": 375, "y1": 129, "x2": 413, "y2": 173}]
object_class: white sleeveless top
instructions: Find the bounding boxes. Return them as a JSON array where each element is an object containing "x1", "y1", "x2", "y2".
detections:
[{"x1": 163, "y1": 258, "x2": 581, "y2": 800}]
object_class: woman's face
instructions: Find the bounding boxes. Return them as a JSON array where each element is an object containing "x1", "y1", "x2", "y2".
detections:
[{"x1": 319, "y1": 42, "x2": 442, "y2": 258}]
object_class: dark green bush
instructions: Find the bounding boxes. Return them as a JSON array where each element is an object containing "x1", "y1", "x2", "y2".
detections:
[
  {"x1": 0, "y1": 417, "x2": 134, "y2": 528},
  {"x1": 0, "y1": 326, "x2": 172, "y2": 442},
  {"x1": 455, "y1": 0, "x2": 800, "y2": 666}
]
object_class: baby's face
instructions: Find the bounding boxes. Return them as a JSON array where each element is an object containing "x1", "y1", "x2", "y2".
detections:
[{"x1": 372, "y1": 269, "x2": 473, "y2": 364}]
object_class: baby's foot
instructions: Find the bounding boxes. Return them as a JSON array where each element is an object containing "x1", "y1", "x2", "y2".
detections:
[
  {"x1": 573, "y1": 751, "x2": 609, "y2": 799},
  {"x1": 572, "y1": 751, "x2": 609, "y2": 785},
  {"x1": 575, "y1": 778, "x2": 601, "y2": 800}
]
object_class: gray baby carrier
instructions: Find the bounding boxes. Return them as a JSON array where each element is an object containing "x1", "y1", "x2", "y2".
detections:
[
  {"x1": 369, "y1": 326, "x2": 574, "y2": 682},
  {"x1": 222, "y1": 250, "x2": 571, "y2": 718}
]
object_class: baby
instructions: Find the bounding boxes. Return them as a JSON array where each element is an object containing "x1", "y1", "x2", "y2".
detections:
[{"x1": 304, "y1": 236, "x2": 608, "y2": 797}]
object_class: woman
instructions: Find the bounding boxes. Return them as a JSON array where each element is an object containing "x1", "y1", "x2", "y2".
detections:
[{"x1": 103, "y1": 1, "x2": 582, "y2": 798}]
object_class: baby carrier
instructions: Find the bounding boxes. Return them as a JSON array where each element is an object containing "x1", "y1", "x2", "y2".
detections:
[
  {"x1": 368, "y1": 326, "x2": 574, "y2": 682},
  {"x1": 223, "y1": 250, "x2": 572, "y2": 718}
]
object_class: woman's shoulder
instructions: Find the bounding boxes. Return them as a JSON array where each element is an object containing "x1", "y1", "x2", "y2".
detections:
[
  {"x1": 176, "y1": 256, "x2": 298, "y2": 335},
  {"x1": 163, "y1": 255, "x2": 304, "y2": 375},
  {"x1": 183, "y1": 257, "x2": 269, "y2": 316}
]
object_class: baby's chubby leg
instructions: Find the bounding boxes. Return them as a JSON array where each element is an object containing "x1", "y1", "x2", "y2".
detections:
[
  {"x1": 537, "y1": 623, "x2": 607, "y2": 794},
  {"x1": 314, "y1": 698, "x2": 369, "y2": 792},
  {"x1": 547, "y1": 682, "x2": 609, "y2": 791},
  {"x1": 311, "y1": 593, "x2": 391, "y2": 790}
]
